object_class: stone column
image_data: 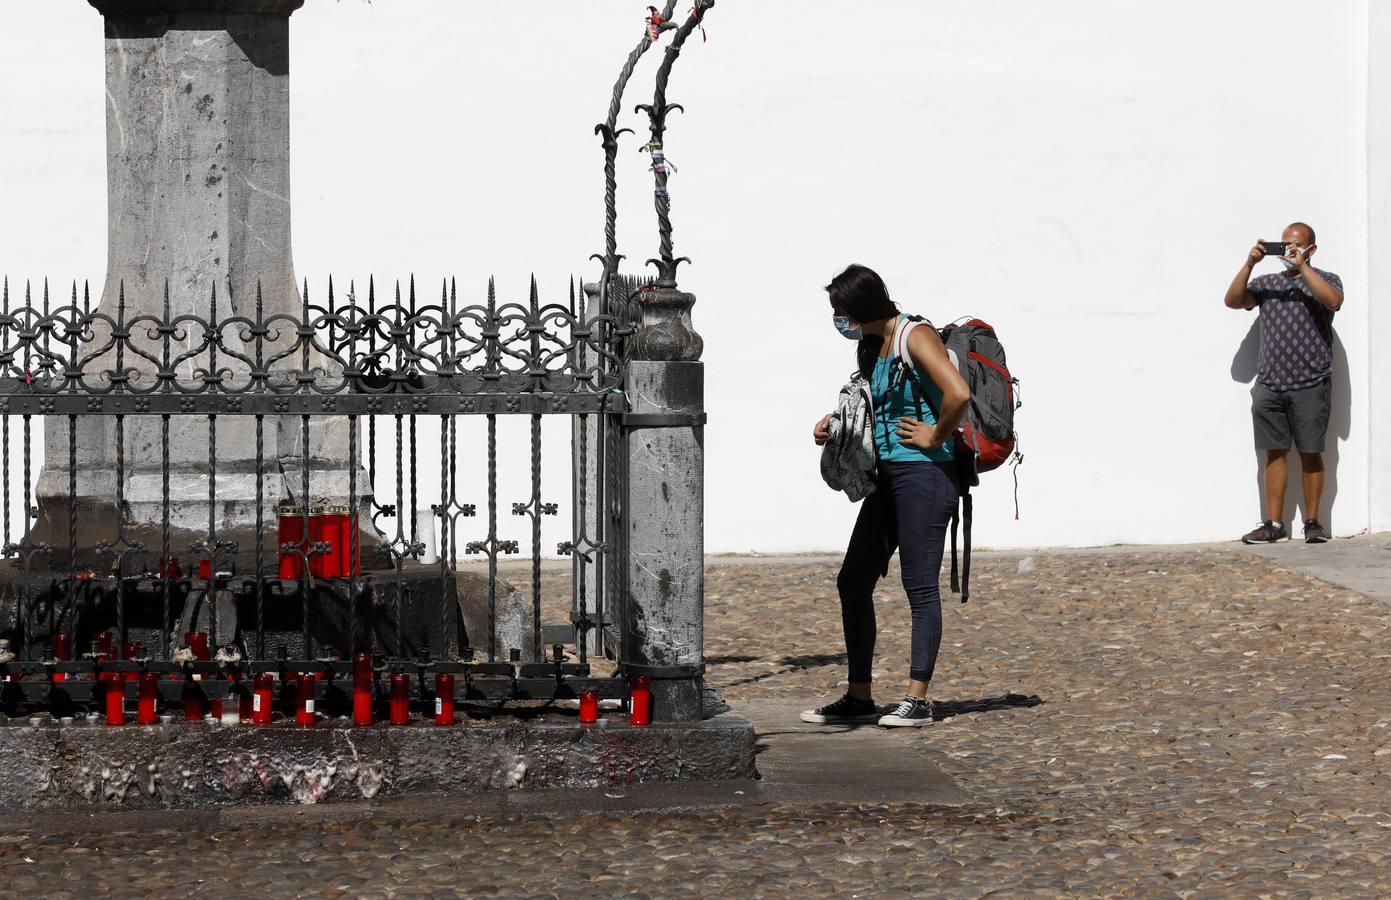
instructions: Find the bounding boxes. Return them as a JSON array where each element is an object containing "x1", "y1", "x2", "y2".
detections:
[
  {"x1": 31, "y1": 0, "x2": 365, "y2": 566},
  {"x1": 623, "y1": 288, "x2": 705, "y2": 722}
]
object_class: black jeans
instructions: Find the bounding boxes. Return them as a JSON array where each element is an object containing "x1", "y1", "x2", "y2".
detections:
[{"x1": 837, "y1": 460, "x2": 959, "y2": 685}]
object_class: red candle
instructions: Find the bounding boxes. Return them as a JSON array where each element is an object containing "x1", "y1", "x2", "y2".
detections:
[
  {"x1": 237, "y1": 674, "x2": 254, "y2": 722},
  {"x1": 434, "y1": 673, "x2": 455, "y2": 726},
  {"x1": 96, "y1": 631, "x2": 114, "y2": 660},
  {"x1": 307, "y1": 510, "x2": 328, "y2": 578},
  {"x1": 278, "y1": 506, "x2": 305, "y2": 579},
  {"x1": 123, "y1": 642, "x2": 143, "y2": 682},
  {"x1": 185, "y1": 632, "x2": 210, "y2": 662},
  {"x1": 183, "y1": 686, "x2": 203, "y2": 721},
  {"x1": 185, "y1": 631, "x2": 210, "y2": 717},
  {"x1": 579, "y1": 690, "x2": 599, "y2": 725},
  {"x1": 296, "y1": 672, "x2": 316, "y2": 727},
  {"x1": 341, "y1": 512, "x2": 360, "y2": 577},
  {"x1": 104, "y1": 673, "x2": 126, "y2": 726},
  {"x1": 252, "y1": 673, "x2": 274, "y2": 725},
  {"x1": 158, "y1": 556, "x2": 182, "y2": 579},
  {"x1": 52, "y1": 634, "x2": 71, "y2": 683},
  {"x1": 629, "y1": 676, "x2": 652, "y2": 727},
  {"x1": 137, "y1": 672, "x2": 158, "y2": 725},
  {"x1": 352, "y1": 653, "x2": 374, "y2": 727},
  {"x1": 198, "y1": 559, "x2": 211, "y2": 581},
  {"x1": 315, "y1": 505, "x2": 354, "y2": 577},
  {"x1": 390, "y1": 673, "x2": 409, "y2": 725}
]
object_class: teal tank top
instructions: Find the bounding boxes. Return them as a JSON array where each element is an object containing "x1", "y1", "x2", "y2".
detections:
[{"x1": 870, "y1": 323, "x2": 955, "y2": 464}]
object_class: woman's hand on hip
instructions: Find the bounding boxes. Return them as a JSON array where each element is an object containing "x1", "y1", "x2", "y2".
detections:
[
  {"x1": 895, "y1": 416, "x2": 944, "y2": 450},
  {"x1": 813, "y1": 413, "x2": 833, "y2": 446}
]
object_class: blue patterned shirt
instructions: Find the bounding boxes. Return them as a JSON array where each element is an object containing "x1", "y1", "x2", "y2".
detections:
[{"x1": 1248, "y1": 268, "x2": 1342, "y2": 391}]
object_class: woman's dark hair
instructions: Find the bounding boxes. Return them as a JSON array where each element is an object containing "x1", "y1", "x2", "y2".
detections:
[{"x1": 825, "y1": 264, "x2": 898, "y2": 378}]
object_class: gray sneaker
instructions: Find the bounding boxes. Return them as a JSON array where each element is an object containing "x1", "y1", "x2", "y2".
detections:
[
  {"x1": 1241, "y1": 520, "x2": 1287, "y2": 544},
  {"x1": 877, "y1": 697, "x2": 933, "y2": 728},
  {"x1": 1303, "y1": 519, "x2": 1329, "y2": 544}
]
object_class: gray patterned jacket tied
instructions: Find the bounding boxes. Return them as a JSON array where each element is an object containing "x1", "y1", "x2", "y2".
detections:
[{"x1": 820, "y1": 374, "x2": 877, "y2": 502}]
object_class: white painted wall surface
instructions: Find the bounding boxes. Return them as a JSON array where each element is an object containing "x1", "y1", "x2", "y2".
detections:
[
  {"x1": 0, "y1": 0, "x2": 1378, "y2": 554},
  {"x1": 1368, "y1": 0, "x2": 1391, "y2": 534}
]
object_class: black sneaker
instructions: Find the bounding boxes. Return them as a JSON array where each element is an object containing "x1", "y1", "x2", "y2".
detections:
[
  {"x1": 1241, "y1": 521, "x2": 1287, "y2": 544},
  {"x1": 799, "y1": 694, "x2": 878, "y2": 724},
  {"x1": 877, "y1": 697, "x2": 933, "y2": 728},
  {"x1": 1303, "y1": 519, "x2": 1329, "y2": 544}
]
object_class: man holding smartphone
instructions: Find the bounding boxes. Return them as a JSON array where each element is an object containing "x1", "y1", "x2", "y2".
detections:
[{"x1": 1224, "y1": 222, "x2": 1344, "y2": 544}]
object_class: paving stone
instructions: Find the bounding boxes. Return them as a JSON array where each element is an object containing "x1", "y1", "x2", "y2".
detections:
[{"x1": 3, "y1": 550, "x2": 1391, "y2": 893}]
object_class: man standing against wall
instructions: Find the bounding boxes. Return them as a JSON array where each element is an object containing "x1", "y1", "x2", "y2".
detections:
[{"x1": 1224, "y1": 222, "x2": 1345, "y2": 544}]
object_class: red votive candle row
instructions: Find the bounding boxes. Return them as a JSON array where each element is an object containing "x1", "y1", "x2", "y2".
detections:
[
  {"x1": 88, "y1": 649, "x2": 646, "y2": 729},
  {"x1": 278, "y1": 505, "x2": 360, "y2": 579}
]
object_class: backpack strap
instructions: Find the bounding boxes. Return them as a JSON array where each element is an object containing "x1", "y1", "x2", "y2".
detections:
[
  {"x1": 892, "y1": 316, "x2": 937, "y2": 422},
  {"x1": 946, "y1": 482, "x2": 973, "y2": 604},
  {"x1": 894, "y1": 316, "x2": 924, "y2": 369},
  {"x1": 949, "y1": 505, "x2": 959, "y2": 592},
  {"x1": 960, "y1": 487, "x2": 972, "y2": 604}
]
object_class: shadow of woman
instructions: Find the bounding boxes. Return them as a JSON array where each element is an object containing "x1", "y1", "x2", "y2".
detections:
[
  {"x1": 933, "y1": 692, "x2": 1043, "y2": 722},
  {"x1": 1231, "y1": 319, "x2": 1351, "y2": 532}
]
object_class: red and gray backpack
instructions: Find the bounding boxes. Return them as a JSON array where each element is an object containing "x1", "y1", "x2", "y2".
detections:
[{"x1": 892, "y1": 315, "x2": 1022, "y2": 602}]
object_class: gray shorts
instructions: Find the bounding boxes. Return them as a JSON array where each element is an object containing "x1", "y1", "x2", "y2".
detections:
[{"x1": 1252, "y1": 380, "x2": 1331, "y2": 454}]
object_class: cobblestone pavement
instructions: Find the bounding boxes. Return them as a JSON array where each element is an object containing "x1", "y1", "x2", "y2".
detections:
[{"x1": 4, "y1": 548, "x2": 1391, "y2": 896}]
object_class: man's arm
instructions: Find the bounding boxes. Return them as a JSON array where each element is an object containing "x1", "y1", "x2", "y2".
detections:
[
  {"x1": 1295, "y1": 249, "x2": 1344, "y2": 311},
  {"x1": 1225, "y1": 239, "x2": 1267, "y2": 310}
]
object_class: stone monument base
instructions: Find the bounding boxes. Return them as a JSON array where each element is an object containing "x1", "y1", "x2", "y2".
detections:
[{"x1": 0, "y1": 689, "x2": 755, "y2": 808}]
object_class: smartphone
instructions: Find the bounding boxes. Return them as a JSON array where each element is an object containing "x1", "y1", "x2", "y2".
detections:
[{"x1": 1263, "y1": 241, "x2": 1288, "y2": 257}]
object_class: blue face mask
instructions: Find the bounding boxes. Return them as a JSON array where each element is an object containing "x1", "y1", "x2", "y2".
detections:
[
  {"x1": 1280, "y1": 245, "x2": 1312, "y2": 271},
  {"x1": 833, "y1": 315, "x2": 862, "y2": 341}
]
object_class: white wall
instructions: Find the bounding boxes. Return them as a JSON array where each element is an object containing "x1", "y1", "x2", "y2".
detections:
[
  {"x1": 1369, "y1": 0, "x2": 1391, "y2": 534},
  {"x1": 0, "y1": 0, "x2": 1377, "y2": 554}
]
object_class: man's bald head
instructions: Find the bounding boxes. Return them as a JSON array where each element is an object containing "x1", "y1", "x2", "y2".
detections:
[{"x1": 1286, "y1": 222, "x2": 1317, "y2": 246}]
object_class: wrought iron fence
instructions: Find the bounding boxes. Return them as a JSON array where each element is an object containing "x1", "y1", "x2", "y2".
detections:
[
  {"x1": 0, "y1": 274, "x2": 643, "y2": 720},
  {"x1": 0, "y1": 0, "x2": 716, "y2": 724}
]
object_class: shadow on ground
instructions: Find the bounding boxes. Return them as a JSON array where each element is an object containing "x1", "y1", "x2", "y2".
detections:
[
  {"x1": 750, "y1": 692, "x2": 1045, "y2": 744},
  {"x1": 934, "y1": 692, "x2": 1043, "y2": 722},
  {"x1": 719, "y1": 652, "x2": 849, "y2": 689}
]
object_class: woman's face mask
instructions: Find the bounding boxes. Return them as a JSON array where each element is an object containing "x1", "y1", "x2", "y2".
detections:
[{"x1": 833, "y1": 315, "x2": 862, "y2": 341}]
